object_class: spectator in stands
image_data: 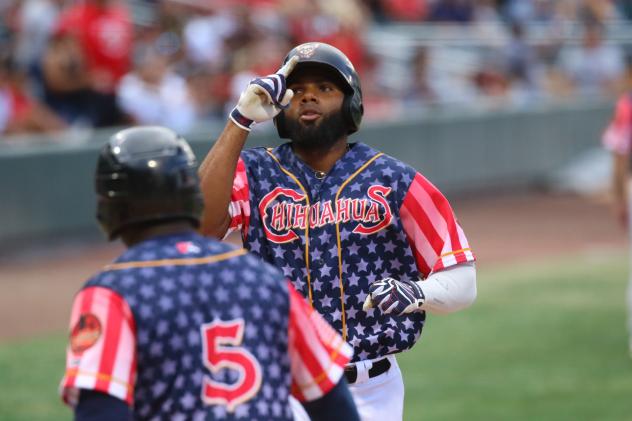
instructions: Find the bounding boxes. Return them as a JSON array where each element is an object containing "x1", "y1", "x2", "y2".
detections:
[
  {"x1": 184, "y1": 65, "x2": 226, "y2": 123},
  {"x1": 473, "y1": 0, "x2": 502, "y2": 22},
  {"x1": 403, "y1": 47, "x2": 438, "y2": 108},
  {"x1": 377, "y1": 0, "x2": 429, "y2": 22},
  {"x1": 13, "y1": 0, "x2": 62, "y2": 97},
  {"x1": 116, "y1": 44, "x2": 196, "y2": 133},
  {"x1": 503, "y1": 0, "x2": 560, "y2": 24},
  {"x1": 556, "y1": 20, "x2": 626, "y2": 97},
  {"x1": 52, "y1": 0, "x2": 133, "y2": 126},
  {"x1": 502, "y1": 20, "x2": 543, "y2": 104},
  {"x1": 0, "y1": 51, "x2": 66, "y2": 135},
  {"x1": 41, "y1": 31, "x2": 97, "y2": 127},
  {"x1": 578, "y1": 0, "x2": 619, "y2": 24},
  {"x1": 616, "y1": 0, "x2": 632, "y2": 21},
  {"x1": 428, "y1": 0, "x2": 474, "y2": 23},
  {"x1": 287, "y1": 0, "x2": 368, "y2": 75},
  {"x1": 182, "y1": 4, "x2": 236, "y2": 68},
  {"x1": 470, "y1": 50, "x2": 512, "y2": 107}
]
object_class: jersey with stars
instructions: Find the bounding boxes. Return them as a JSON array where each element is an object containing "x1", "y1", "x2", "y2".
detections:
[
  {"x1": 60, "y1": 232, "x2": 351, "y2": 420},
  {"x1": 229, "y1": 142, "x2": 475, "y2": 362}
]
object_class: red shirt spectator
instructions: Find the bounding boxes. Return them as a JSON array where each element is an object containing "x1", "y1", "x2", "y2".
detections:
[
  {"x1": 0, "y1": 73, "x2": 67, "y2": 135},
  {"x1": 321, "y1": 30, "x2": 365, "y2": 76},
  {"x1": 381, "y1": 0, "x2": 428, "y2": 22},
  {"x1": 55, "y1": 0, "x2": 132, "y2": 93}
]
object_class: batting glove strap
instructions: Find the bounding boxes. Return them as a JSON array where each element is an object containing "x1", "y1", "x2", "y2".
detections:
[
  {"x1": 368, "y1": 277, "x2": 426, "y2": 316},
  {"x1": 230, "y1": 107, "x2": 254, "y2": 132},
  {"x1": 250, "y1": 73, "x2": 289, "y2": 109}
]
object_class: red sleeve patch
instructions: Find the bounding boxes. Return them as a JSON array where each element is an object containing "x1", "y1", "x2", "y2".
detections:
[{"x1": 70, "y1": 313, "x2": 102, "y2": 355}]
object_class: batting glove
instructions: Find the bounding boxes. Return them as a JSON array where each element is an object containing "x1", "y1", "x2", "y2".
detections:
[
  {"x1": 363, "y1": 277, "x2": 425, "y2": 316},
  {"x1": 230, "y1": 56, "x2": 299, "y2": 131}
]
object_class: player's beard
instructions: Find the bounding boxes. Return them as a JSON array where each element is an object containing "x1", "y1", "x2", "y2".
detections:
[{"x1": 285, "y1": 110, "x2": 347, "y2": 151}]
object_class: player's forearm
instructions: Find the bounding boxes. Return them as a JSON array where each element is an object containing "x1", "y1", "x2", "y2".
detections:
[
  {"x1": 301, "y1": 378, "x2": 360, "y2": 421},
  {"x1": 198, "y1": 121, "x2": 249, "y2": 238},
  {"x1": 419, "y1": 262, "x2": 477, "y2": 315},
  {"x1": 74, "y1": 389, "x2": 130, "y2": 421}
]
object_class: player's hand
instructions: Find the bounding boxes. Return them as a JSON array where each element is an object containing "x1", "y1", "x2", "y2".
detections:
[
  {"x1": 363, "y1": 277, "x2": 425, "y2": 316},
  {"x1": 230, "y1": 56, "x2": 299, "y2": 131}
]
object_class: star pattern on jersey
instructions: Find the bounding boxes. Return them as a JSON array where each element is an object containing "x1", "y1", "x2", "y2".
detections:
[
  {"x1": 241, "y1": 143, "x2": 427, "y2": 362},
  {"x1": 87, "y1": 232, "x2": 294, "y2": 420}
]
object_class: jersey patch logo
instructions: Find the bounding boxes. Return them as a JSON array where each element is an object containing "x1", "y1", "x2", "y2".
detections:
[
  {"x1": 176, "y1": 241, "x2": 201, "y2": 254},
  {"x1": 259, "y1": 185, "x2": 393, "y2": 244},
  {"x1": 296, "y1": 42, "x2": 319, "y2": 59},
  {"x1": 70, "y1": 313, "x2": 102, "y2": 354}
]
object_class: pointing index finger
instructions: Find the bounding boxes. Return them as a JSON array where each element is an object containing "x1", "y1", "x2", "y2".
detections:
[{"x1": 277, "y1": 55, "x2": 299, "y2": 77}]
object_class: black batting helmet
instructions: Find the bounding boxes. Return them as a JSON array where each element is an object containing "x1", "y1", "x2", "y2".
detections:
[
  {"x1": 95, "y1": 126, "x2": 203, "y2": 240},
  {"x1": 275, "y1": 42, "x2": 364, "y2": 138}
]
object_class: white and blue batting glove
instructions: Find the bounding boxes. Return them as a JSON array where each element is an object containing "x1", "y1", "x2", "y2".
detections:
[
  {"x1": 230, "y1": 56, "x2": 299, "y2": 131},
  {"x1": 363, "y1": 277, "x2": 425, "y2": 316}
]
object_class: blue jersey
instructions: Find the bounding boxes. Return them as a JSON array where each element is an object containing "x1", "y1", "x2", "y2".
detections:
[
  {"x1": 60, "y1": 232, "x2": 353, "y2": 419},
  {"x1": 228, "y1": 142, "x2": 475, "y2": 361}
]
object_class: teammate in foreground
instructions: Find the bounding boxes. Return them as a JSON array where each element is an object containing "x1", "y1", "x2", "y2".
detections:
[
  {"x1": 59, "y1": 126, "x2": 359, "y2": 420},
  {"x1": 199, "y1": 42, "x2": 477, "y2": 419},
  {"x1": 602, "y1": 92, "x2": 632, "y2": 357}
]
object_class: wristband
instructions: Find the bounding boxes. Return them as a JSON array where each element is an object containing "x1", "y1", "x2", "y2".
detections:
[{"x1": 230, "y1": 108, "x2": 254, "y2": 132}]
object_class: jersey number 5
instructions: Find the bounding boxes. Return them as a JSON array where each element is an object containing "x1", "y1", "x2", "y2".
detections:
[{"x1": 200, "y1": 319, "x2": 263, "y2": 412}]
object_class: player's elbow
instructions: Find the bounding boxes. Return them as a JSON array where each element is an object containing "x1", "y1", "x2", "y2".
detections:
[
  {"x1": 446, "y1": 264, "x2": 477, "y2": 313},
  {"x1": 199, "y1": 212, "x2": 230, "y2": 240},
  {"x1": 423, "y1": 263, "x2": 477, "y2": 315},
  {"x1": 429, "y1": 291, "x2": 475, "y2": 315},
  {"x1": 453, "y1": 278, "x2": 477, "y2": 311}
]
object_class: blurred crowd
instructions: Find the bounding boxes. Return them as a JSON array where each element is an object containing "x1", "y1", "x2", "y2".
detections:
[{"x1": 1, "y1": 0, "x2": 632, "y2": 137}]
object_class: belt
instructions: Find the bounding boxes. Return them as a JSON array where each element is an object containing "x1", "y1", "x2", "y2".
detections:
[{"x1": 344, "y1": 358, "x2": 391, "y2": 384}]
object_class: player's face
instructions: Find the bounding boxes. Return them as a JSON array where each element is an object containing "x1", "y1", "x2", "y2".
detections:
[{"x1": 285, "y1": 67, "x2": 347, "y2": 149}]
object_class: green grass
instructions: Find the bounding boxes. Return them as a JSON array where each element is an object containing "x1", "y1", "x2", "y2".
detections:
[
  {"x1": 399, "y1": 254, "x2": 632, "y2": 420},
  {"x1": 0, "y1": 333, "x2": 69, "y2": 421},
  {"x1": 1, "y1": 253, "x2": 631, "y2": 420}
]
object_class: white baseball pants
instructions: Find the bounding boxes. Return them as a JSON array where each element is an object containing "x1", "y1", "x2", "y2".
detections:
[{"x1": 290, "y1": 355, "x2": 405, "y2": 421}]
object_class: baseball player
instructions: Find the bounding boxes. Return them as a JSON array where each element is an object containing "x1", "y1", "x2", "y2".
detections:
[
  {"x1": 602, "y1": 92, "x2": 632, "y2": 357},
  {"x1": 59, "y1": 126, "x2": 360, "y2": 420},
  {"x1": 199, "y1": 42, "x2": 478, "y2": 420}
]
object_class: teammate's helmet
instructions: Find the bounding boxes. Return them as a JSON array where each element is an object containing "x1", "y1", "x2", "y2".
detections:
[
  {"x1": 95, "y1": 126, "x2": 203, "y2": 240},
  {"x1": 275, "y1": 42, "x2": 364, "y2": 138}
]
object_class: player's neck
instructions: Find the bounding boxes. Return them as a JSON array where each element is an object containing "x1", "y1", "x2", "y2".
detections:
[
  {"x1": 291, "y1": 138, "x2": 349, "y2": 175},
  {"x1": 120, "y1": 221, "x2": 197, "y2": 247}
]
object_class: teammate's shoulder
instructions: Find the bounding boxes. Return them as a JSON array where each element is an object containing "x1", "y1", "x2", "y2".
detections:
[
  {"x1": 84, "y1": 266, "x2": 125, "y2": 291},
  {"x1": 232, "y1": 250, "x2": 287, "y2": 284}
]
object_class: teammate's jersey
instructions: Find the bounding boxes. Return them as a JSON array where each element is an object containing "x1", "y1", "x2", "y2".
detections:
[
  {"x1": 227, "y1": 142, "x2": 475, "y2": 361},
  {"x1": 60, "y1": 232, "x2": 352, "y2": 420},
  {"x1": 602, "y1": 92, "x2": 632, "y2": 154}
]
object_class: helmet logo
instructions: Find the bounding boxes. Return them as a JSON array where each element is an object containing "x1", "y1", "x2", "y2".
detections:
[{"x1": 296, "y1": 42, "x2": 320, "y2": 59}]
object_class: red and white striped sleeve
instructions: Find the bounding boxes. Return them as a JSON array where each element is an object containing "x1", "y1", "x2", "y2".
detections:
[
  {"x1": 286, "y1": 282, "x2": 353, "y2": 402},
  {"x1": 225, "y1": 157, "x2": 251, "y2": 240},
  {"x1": 602, "y1": 94, "x2": 632, "y2": 155},
  {"x1": 60, "y1": 286, "x2": 136, "y2": 407},
  {"x1": 400, "y1": 173, "x2": 476, "y2": 279}
]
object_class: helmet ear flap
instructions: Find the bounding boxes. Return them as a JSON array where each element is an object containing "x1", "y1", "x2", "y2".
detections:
[
  {"x1": 345, "y1": 85, "x2": 363, "y2": 135},
  {"x1": 274, "y1": 111, "x2": 289, "y2": 139}
]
